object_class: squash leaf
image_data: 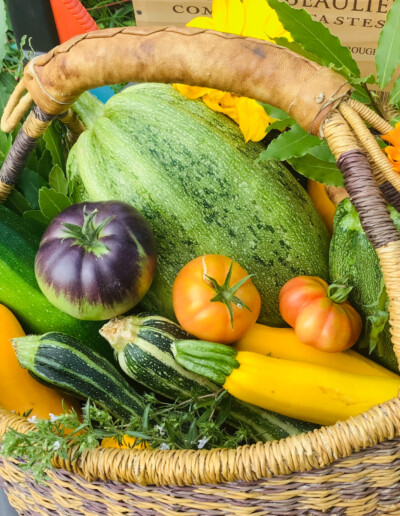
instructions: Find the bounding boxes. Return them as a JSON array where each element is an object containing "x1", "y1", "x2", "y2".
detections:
[
  {"x1": 267, "y1": 0, "x2": 360, "y2": 78},
  {"x1": 43, "y1": 124, "x2": 66, "y2": 172},
  {"x1": 4, "y1": 188, "x2": 32, "y2": 215},
  {"x1": 23, "y1": 210, "x2": 50, "y2": 235},
  {"x1": 259, "y1": 123, "x2": 320, "y2": 161},
  {"x1": 16, "y1": 169, "x2": 48, "y2": 210},
  {"x1": 287, "y1": 154, "x2": 344, "y2": 186},
  {"x1": 376, "y1": 0, "x2": 400, "y2": 88},
  {"x1": 49, "y1": 165, "x2": 69, "y2": 195},
  {"x1": 39, "y1": 187, "x2": 72, "y2": 220},
  {"x1": 36, "y1": 150, "x2": 54, "y2": 181}
]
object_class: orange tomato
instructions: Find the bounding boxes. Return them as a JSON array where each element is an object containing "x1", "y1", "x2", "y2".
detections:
[
  {"x1": 172, "y1": 255, "x2": 261, "y2": 344},
  {"x1": 279, "y1": 276, "x2": 362, "y2": 352}
]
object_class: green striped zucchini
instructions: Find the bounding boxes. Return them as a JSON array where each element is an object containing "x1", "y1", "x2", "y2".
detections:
[
  {"x1": 329, "y1": 199, "x2": 400, "y2": 373},
  {"x1": 0, "y1": 205, "x2": 112, "y2": 361},
  {"x1": 12, "y1": 332, "x2": 145, "y2": 421},
  {"x1": 69, "y1": 84, "x2": 330, "y2": 326},
  {"x1": 100, "y1": 314, "x2": 316, "y2": 441}
]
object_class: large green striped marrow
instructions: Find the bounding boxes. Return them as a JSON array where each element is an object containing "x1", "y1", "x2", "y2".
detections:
[
  {"x1": 12, "y1": 332, "x2": 145, "y2": 421},
  {"x1": 69, "y1": 84, "x2": 330, "y2": 326},
  {"x1": 100, "y1": 314, "x2": 316, "y2": 442}
]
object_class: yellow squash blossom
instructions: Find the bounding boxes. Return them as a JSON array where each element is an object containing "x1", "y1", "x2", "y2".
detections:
[
  {"x1": 382, "y1": 123, "x2": 400, "y2": 173},
  {"x1": 173, "y1": 0, "x2": 291, "y2": 142}
]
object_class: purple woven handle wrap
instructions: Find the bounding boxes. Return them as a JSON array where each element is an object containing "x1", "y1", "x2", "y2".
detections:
[{"x1": 337, "y1": 150, "x2": 400, "y2": 248}]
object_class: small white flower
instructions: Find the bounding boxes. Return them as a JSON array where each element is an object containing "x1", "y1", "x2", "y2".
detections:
[
  {"x1": 28, "y1": 415, "x2": 38, "y2": 424},
  {"x1": 155, "y1": 425, "x2": 165, "y2": 436},
  {"x1": 49, "y1": 413, "x2": 59, "y2": 423},
  {"x1": 159, "y1": 443, "x2": 170, "y2": 450},
  {"x1": 197, "y1": 437, "x2": 210, "y2": 449},
  {"x1": 11, "y1": 410, "x2": 15, "y2": 414},
  {"x1": 53, "y1": 441, "x2": 61, "y2": 451}
]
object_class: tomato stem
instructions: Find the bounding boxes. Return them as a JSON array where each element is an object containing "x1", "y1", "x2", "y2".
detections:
[
  {"x1": 204, "y1": 260, "x2": 253, "y2": 328},
  {"x1": 327, "y1": 279, "x2": 353, "y2": 304}
]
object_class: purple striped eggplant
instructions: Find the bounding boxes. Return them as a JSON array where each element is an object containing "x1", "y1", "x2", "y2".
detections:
[{"x1": 35, "y1": 201, "x2": 157, "y2": 321}]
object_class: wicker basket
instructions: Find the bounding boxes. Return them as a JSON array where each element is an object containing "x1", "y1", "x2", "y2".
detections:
[{"x1": 1, "y1": 26, "x2": 400, "y2": 515}]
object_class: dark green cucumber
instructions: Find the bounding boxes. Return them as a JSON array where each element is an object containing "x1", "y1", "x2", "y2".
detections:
[
  {"x1": 329, "y1": 199, "x2": 400, "y2": 373},
  {"x1": 12, "y1": 332, "x2": 145, "y2": 421},
  {"x1": 100, "y1": 314, "x2": 316, "y2": 442},
  {"x1": 0, "y1": 205, "x2": 112, "y2": 361},
  {"x1": 69, "y1": 84, "x2": 330, "y2": 326}
]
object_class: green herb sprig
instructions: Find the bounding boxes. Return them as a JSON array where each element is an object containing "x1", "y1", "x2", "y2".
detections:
[{"x1": 1, "y1": 392, "x2": 252, "y2": 483}]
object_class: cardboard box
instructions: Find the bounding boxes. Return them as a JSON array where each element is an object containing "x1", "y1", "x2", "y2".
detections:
[{"x1": 132, "y1": 0, "x2": 393, "y2": 79}]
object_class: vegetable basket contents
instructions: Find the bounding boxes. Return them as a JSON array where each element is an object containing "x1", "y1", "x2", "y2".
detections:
[{"x1": 1, "y1": 0, "x2": 400, "y2": 513}]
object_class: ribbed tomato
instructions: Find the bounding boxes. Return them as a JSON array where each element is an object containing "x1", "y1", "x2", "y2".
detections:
[
  {"x1": 279, "y1": 276, "x2": 362, "y2": 352},
  {"x1": 172, "y1": 255, "x2": 261, "y2": 344}
]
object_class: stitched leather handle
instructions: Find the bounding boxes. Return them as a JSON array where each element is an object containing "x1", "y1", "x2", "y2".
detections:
[{"x1": 18, "y1": 26, "x2": 350, "y2": 135}]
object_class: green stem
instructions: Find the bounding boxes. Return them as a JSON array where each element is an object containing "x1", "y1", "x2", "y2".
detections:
[
  {"x1": 362, "y1": 84, "x2": 385, "y2": 120},
  {"x1": 327, "y1": 280, "x2": 353, "y2": 304},
  {"x1": 172, "y1": 340, "x2": 239, "y2": 385},
  {"x1": 204, "y1": 260, "x2": 253, "y2": 328}
]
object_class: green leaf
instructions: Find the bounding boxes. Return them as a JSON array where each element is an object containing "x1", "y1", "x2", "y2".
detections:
[
  {"x1": 264, "y1": 118, "x2": 295, "y2": 135},
  {"x1": 267, "y1": 0, "x2": 360, "y2": 77},
  {"x1": 0, "y1": 0, "x2": 7, "y2": 66},
  {"x1": 287, "y1": 154, "x2": 344, "y2": 186},
  {"x1": 376, "y1": 0, "x2": 400, "y2": 88},
  {"x1": 39, "y1": 187, "x2": 72, "y2": 220},
  {"x1": 43, "y1": 123, "x2": 65, "y2": 171},
  {"x1": 0, "y1": 71, "x2": 17, "y2": 94},
  {"x1": 350, "y1": 74, "x2": 376, "y2": 85},
  {"x1": 390, "y1": 74, "x2": 400, "y2": 107},
  {"x1": 36, "y1": 150, "x2": 54, "y2": 180},
  {"x1": 260, "y1": 103, "x2": 290, "y2": 120},
  {"x1": 0, "y1": 82, "x2": 10, "y2": 120},
  {"x1": 273, "y1": 37, "x2": 321, "y2": 64},
  {"x1": 391, "y1": 114, "x2": 400, "y2": 125},
  {"x1": 260, "y1": 123, "x2": 320, "y2": 161},
  {"x1": 49, "y1": 165, "x2": 68, "y2": 195},
  {"x1": 23, "y1": 210, "x2": 50, "y2": 235},
  {"x1": 307, "y1": 140, "x2": 336, "y2": 163},
  {"x1": 4, "y1": 188, "x2": 32, "y2": 215},
  {"x1": 17, "y1": 169, "x2": 48, "y2": 210}
]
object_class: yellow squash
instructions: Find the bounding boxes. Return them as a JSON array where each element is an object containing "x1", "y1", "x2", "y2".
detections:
[
  {"x1": 0, "y1": 304, "x2": 80, "y2": 419},
  {"x1": 307, "y1": 179, "x2": 336, "y2": 235},
  {"x1": 174, "y1": 340, "x2": 400, "y2": 426},
  {"x1": 234, "y1": 323, "x2": 399, "y2": 379},
  {"x1": 101, "y1": 436, "x2": 150, "y2": 449}
]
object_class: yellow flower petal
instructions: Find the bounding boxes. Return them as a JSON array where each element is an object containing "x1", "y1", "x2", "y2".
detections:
[
  {"x1": 212, "y1": 0, "x2": 245, "y2": 34},
  {"x1": 382, "y1": 122, "x2": 400, "y2": 148},
  {"x1": 187, "y1": 16, "x2": 215, "y2": 30},
  {"x1": 173, "y1": 84, "x2": 211, "y2": 99},
  {"x1": 235, "y1": 97, "x2": 273, "y2": 142}
]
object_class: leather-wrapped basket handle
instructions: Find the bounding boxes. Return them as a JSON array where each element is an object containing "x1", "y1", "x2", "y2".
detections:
[
  {"x1": 2, "y1": 26, "x2": 351, "y2": 135},
  {"x1": 0, "y1": 25, "x2": 400, "y2": 373}
]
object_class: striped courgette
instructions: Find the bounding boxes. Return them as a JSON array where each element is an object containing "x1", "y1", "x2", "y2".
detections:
[
  {"x1": 12, "y1": 332, "x2": 145, "y2": 421},
  {"x1": 100, "y1": 314, "x2": 316, "y2": 441}
]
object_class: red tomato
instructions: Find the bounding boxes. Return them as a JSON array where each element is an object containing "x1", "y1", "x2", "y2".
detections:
[
  {"x1": 172, "y1": 255, "x2": 261, "y2": 344},
  {"x1": 279, "y1": 276, "x2": 362, "y2": 352}
]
